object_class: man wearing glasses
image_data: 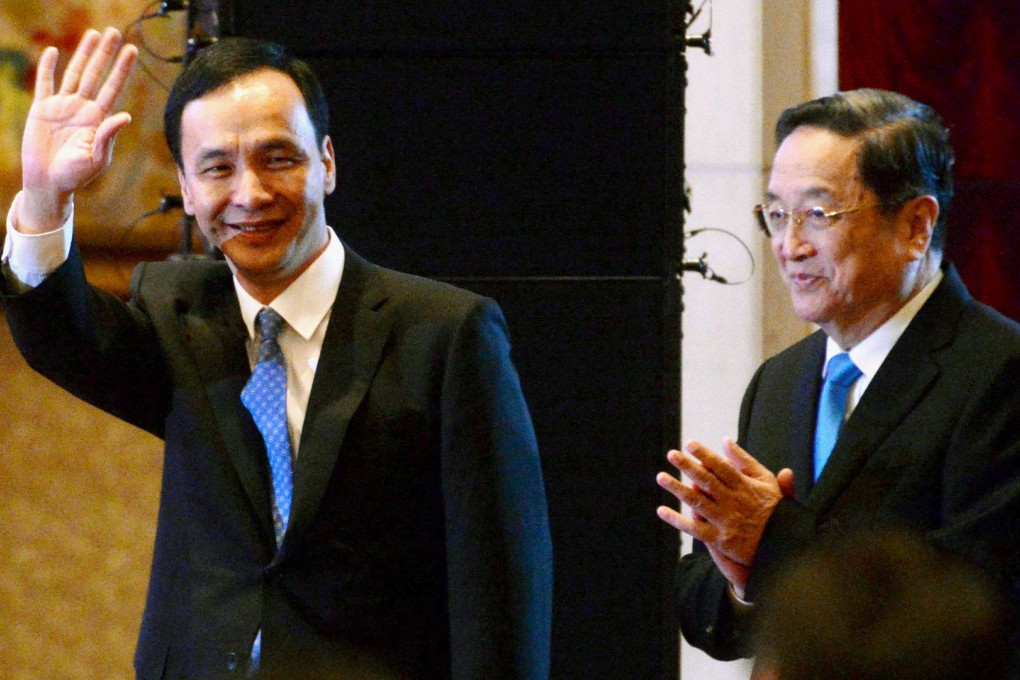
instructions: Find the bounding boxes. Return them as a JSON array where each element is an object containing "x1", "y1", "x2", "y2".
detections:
[{"x1": 657, "y1": 89, "x2": 1020, "y2": 675}]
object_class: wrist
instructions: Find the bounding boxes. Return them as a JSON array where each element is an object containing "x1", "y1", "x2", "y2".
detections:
[{"x1": 18, "y1": 188, "x2": 72, "y2": 234}]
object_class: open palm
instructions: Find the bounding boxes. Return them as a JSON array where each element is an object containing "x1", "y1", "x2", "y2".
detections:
[{"x1": 21, "y1": 28, "x2": 137, "y2": 203}]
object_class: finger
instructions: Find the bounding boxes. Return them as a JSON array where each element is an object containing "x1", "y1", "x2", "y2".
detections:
[
  {"x1": 656, "y1": 471, "x2": 716, "y2": 515},
  {"x1": 78, "y1": 27, "x2": 124, "y2": 100},
  {"x1": 655, "y1": 470, "x2": 682, "y2": 497},
  {"x1": 657, "y1": 471, "x2": 708, "y2": 507},
  {"x1": 93, "y1": 111, "x2": 133, "y2": 165},
  {"x1": 34, "y1": 46, "x2": 59, "y2": 101},
  {"x1": 776, "y1": 468, "x2": 796, "y2": 498},
  {"x1": 95, "y1": 43, "x2": 137, "y2": 112},
  {"x1": 684, "y1": 440, "x2": 744, "y2": 489},
  {"x1": 58, "y1": 28, "x2": 101, "y2": 94},
  {"x1": 667, "y1": 449, "x2": 722, "y2": 499},
  {"x1": 720, "y1": 437, "x2": 770, "y2": 478},
  {"x1": 656, "y1": 505, "x2": 715, "y2": 543},
  {"x1": 674, "y1": 479, "x2": 720, "y2": 518},
  {"x1": 663, "y1": 449, "x2": 683, "y2": 472}
]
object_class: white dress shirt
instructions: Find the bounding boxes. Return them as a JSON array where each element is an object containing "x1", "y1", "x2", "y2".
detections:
[
  {"x1": 235, "y1": 231, "x2": 344, "y2": 455},
  {"x1": 823, "y1": 268, "x2": 944, "y2": 420}
]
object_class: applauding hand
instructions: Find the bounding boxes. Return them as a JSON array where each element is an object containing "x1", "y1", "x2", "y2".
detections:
[{"x1": 657, "y1": 438, "x2": 793, "y2": 596}]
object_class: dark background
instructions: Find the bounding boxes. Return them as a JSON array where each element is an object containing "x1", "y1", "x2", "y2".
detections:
[{"x1": 220, "y1": 2, "x2": 689, "y2": 678}]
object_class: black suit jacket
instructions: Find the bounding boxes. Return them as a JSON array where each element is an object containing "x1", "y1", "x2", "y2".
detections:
[
  {"x1": 676, "y1": 264, "x2": 1020, "y2": 664},
  {"x1": 3, "y1": 244, "x2": 552, "y2": 680}
]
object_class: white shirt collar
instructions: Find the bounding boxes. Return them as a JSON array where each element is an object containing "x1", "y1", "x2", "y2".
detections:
[
  {"x1": 824, "y1": 268, "x2": 944, "y2": 379},
  {"x1": 235, "y1": 228, "x2": 345, "y2": 339}
]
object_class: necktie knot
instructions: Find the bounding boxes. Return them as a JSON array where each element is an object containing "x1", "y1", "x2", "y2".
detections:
[
  {"x1": 254, "y1": 307, "x2": 286, "y2": 361},
  {"x1": 825, "y1": 352, "x2": 862, "y2": 387}
]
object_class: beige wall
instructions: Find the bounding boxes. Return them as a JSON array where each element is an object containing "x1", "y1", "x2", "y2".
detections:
[
  {"x1": 2, "y1": 6, "x2": 168, "y2": 675},
  {"x1": 0, "y1": 311, "x2": 162, "y2": 677}
]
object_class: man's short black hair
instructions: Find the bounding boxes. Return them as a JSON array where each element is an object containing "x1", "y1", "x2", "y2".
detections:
[{"x1": 164, "y1": 37, "x2": 329, "y2": 168}]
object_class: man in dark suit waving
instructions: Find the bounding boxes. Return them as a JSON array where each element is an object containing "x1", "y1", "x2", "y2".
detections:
[
  {"x1": 1, "y1": 27, "x2": 551, "y2": 679},
  {"x1": 656, "y1": 88, "x2": 1020, "y2": 675}
]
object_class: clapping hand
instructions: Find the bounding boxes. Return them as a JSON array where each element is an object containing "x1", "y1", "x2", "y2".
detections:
[{"x1": 656, "y1": 438, "x2": 794, "y2": 596}]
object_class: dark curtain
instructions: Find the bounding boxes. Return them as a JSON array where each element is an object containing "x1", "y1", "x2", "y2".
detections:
[{"x1": 839, "y1": 1, "x2": 1020, "y2": 321}]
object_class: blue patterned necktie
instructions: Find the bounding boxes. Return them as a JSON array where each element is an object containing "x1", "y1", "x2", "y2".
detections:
[
  {"x1": 241, "y1": 307, "x2": 293, "y2": 548},
  {"x1": 813, "y1": 352, "x2": 862, "y2": 480}
]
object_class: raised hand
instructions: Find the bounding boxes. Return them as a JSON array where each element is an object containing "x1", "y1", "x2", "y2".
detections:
[{"x1": 19, "y1": 27, "x2": 137, "y2": 232}]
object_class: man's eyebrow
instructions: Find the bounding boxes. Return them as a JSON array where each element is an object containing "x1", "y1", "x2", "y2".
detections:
[
  {"x1": 193, "y1": 148, "x2": 231, "y2": 166},
  {"x1": 256, "y1": 138, "x2": 306, "y2": 155},
  {"x1": 191, "y1": 139, "x2": 307, "y2": 166},
  {"x1": 763, "y1": 187, "x2": 836, "y2": 204},
  {"x1": 802, "y1": 187, "x2": 835, "y2": 201}
]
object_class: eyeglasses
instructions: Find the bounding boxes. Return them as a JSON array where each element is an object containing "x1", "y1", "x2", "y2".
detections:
[{"x1": 753, "y1": 203, "x2": 886, "y2": 237}]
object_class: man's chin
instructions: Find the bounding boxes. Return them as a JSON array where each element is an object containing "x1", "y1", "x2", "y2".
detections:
[
  {"x1": 789, "y1": 298, "x2": 828, "y2": 327},
  {"x1": 218, "y1": 243, "x2": 279, "y2": 273}
]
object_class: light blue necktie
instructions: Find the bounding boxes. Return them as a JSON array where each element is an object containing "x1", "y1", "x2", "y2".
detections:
[
  {"x1": 813, "y1": 352, "x2": 862, "y2": 480},
  {"x1": 241, "y1": 308, "x2": 294, "y2": 676},
  {"x1": 241, "y1": 307, "x2": 293, "y2": 548}
]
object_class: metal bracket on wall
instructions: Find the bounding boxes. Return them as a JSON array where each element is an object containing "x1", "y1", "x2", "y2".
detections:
[{"x1": 683, "y1": 0, "x2": 713, "y2": 55}]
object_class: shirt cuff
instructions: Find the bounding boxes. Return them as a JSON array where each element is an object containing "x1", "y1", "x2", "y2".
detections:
[{"x1": 2, "y1": 190, "x2": 74, "y2": 288}]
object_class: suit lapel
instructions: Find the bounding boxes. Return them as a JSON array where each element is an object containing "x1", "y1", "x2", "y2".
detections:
[
  {"x1": 790, "y1": 335, "x2": 825, "y2": 501},
  {"x1": 170, "y1": 252, "x2": 397, "y2": 554},
  {"x1": 807, "y1": 265, "x2": 967, "y2": 515},
  {"x1": 284, "y1": 249, "x2": 393, "y2": 549},
  {"x1": 176, "y1": 268, "x2": 276, "y2": 549},
  {"x1": 807, "y1": 356, "x2": 939, "y2": 514}
]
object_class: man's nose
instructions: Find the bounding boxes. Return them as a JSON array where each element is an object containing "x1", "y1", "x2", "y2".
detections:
[
  {"x1": 777, "y1": 220, "x2": 814, "y2": 259},
  {"x1": 233, "y1": 168, "x2": 272, "y2": 207}
]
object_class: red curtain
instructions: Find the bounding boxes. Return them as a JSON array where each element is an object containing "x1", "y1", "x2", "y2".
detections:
[{"x1": 839, "y1": 0, "x2": 1020, "y2": 321}]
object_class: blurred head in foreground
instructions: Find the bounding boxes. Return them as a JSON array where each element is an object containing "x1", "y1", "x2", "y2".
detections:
[{"x1": 753, "y1": 529, "x2": 1013, "y2": 680}]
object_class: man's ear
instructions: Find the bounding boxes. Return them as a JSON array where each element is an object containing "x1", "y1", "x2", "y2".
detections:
[
  {"x1": 902, "y1": 194, "x2": 939, "y2": 259},
  {"x1": 177, "y1": 167, "x2": 194, "y2": 214},
  {"x1": 321, "y1": 136, "x2": 336, "y2": 196}
]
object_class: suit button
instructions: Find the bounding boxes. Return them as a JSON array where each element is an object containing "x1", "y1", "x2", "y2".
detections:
[{"x1": 226, "y1": 652, "x2": 239, "y2": 671}]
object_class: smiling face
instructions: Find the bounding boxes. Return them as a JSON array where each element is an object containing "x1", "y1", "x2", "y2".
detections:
[
  {"x1": 177, "y1": 68, "x2": 336, "y2": 303},
  {"x1": 767, "y1": 126, "x2": 937, "y2": 348}
]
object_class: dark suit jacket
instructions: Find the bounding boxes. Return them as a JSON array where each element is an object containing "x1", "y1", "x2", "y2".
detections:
[
  {"x1": 676, "y1": 263, "x2": 1020, "y2": 664},
  {"x1": 2, "y1": 243, "x2": 552, "y2": 680}
]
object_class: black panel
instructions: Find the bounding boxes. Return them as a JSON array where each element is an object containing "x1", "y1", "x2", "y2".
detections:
[
  {"x1": 230, "y1": 2, "x2": 677, "y2": 53},
  {"x1": 311, "y1": 55, "x2": 677, "y2": 277},
  {"x1": 458, "y1": 279, "x2": 680, "y2": 680}
]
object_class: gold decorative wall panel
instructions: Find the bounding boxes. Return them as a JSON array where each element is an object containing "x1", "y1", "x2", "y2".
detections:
[{"x1": 1, "y1": 0, "x2": 194, "y2": 298}]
